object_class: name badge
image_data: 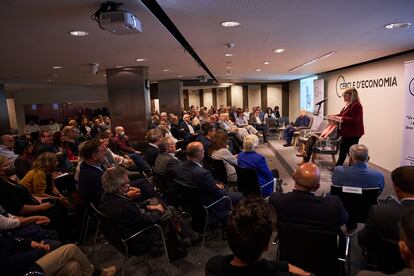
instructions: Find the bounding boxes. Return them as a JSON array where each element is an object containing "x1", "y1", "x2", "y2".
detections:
[{"x1": 342, "y1": 186, "x2": 362, "y2": 194}]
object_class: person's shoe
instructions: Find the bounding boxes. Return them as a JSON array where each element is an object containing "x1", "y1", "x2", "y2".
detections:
[
  {"x1": 283, "y1": 143, "x2": 292, "y2": 147},
  {"x1": 100, "y1": 266, "x2": 117, "y2": 276},
  {"x1": 169, "y1": 248, "x2": 188, "y2": 262},
  {"x1": 296, "y1": 151, "x2": 307, "y2": 157},
  {"x1": 257, "y1": 133, "x2": 263, "y2": 138},
  {"x1": 327, "y1": 166, "x2": 335, "y2": 172}
]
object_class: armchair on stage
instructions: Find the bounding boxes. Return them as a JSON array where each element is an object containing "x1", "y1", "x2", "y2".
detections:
[{"x1": 312, "y1": 136, "x2": 342, "y2": 164}]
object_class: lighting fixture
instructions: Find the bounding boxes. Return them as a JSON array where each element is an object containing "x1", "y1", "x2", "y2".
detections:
[
  {"x1": 272, "y1": 48, "x2": 285, "y2": 54},
  {"x1": 178, "y1": 75, "x2": 184, "y2": 78},
  {"x1": 385, "y1": 22, "x2": 411, "y2": 29},
  {"x1": 256, "y1": 69, "x2": 261, "y2": 72},
  {"x1": 163, "y1": 69, "x2": 170, "y2": 72},
  {"x1": 69, "y1": 30, "x2": 89, "y2": 36},
  {"x1": 52, "y1": 66, "x2": 62, "y2": 69},
  {"x1": 221, "y1": 21, "x2": 240, "y2": 28},
  {"x1": 116, "y1": 65, "x2": 123, "y2": 68},
  {"x1": 224, "y1": 53, "x2": 234, "y2": 57},
  {"x1": 225, "y1": 66, "x2": 232, "y2": 69},
  {"x1": 263, "y1": 61, "x2": 270, "y2": 65},
  {"x1": 103, "y1": 74, "x2": 107, "y2": 77},
  {"x1": 289, "y1": 51, "x2": 336, "y2": 72},
  {"x1": 136, "y1": 58, "x2": 145, "y2": 62}
]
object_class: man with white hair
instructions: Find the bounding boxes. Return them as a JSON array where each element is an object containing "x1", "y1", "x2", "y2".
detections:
[
  {"x1": 0, "y1": 135, "x2": 18, "y2": 163},
  {"x1": 217, "y1": 113, "x2": 249, "y2": 142},
  {"x1": 332, "y1": 144, "x2": 384, "y2": 192}
]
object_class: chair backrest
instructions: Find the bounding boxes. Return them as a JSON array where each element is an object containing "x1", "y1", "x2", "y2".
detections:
[
  {"x1": 277, "y1": 222, "x2": 339, "y2": 276},
  {"x1": 173, "y1": 179, "x2": 206, "y2": 232},
  {"x1": 279, "y1": 116, "x2": 289, "y2": 126},
  {"x1": 235, "y1": 166, "x2": 261, "y2": 196},
  {"x1": 330, "y1": 185, "x2": 380, "y2": 223},
  {"x1": 267, "y1": 117, "x2": 278, "y2": 128},
  {"x1": 369, "y1": 238, "x2": 406, "y2": 274},
  {"x1": 204, "y1": 156, "x2": 228, "y2": 184},
  {"x1": 316, "y1": 119, "x2": 329, "y2": 132},
  {"x1": 89, "y1": 203, "x2": 127, "y2": 255}
]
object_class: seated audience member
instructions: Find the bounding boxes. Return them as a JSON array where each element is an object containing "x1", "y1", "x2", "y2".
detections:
[
  {"x1": 210, "y1": 132, "x2": 238, "y2": 182},
  {"x1": 158, "y1": 119, "x2": 177, "y2": 143},
  {"x1": 171, "y1": 115, "x2": 188, "y2": 140},
  {"x1": 154, "y1": 137, "x2": 180, "y2": 178},
  {"x1": 332, "y1": 144, "x2": 384, "y2": 191},
  {"x1": 90, "y1": 118, "x2": 104, "y2": 138},
  {"x1": 237, "y1": 135, "x2": 277, "y2": 197},
  {"x1": 68, "y1": 119, "x2": 81, "y2": 137},
  {"x1": 235, "y1": 109, "x2": 259, "y2": 136},
  {"x1": 206, "y1": 196, "x2": 309, "y2": 276},
  {"x1": 218, "y1": 113, "x2": 249, "y2": 143},
  {"x1": 33, "y1": 130, "x2": 58, "y2": 157},
  {"x1": 99, "y1": 166, "x2": 187, "y2": 261},
  {"x1": 144, "y1": 128, "x2": 163, "y2": 167},
  {"x1": 46, "y1": 119, "x2": 60, "y2": 133},
  {"x1": 357, "y1": 208, "x2": 414, "y2": 276},
  {"x1": 102, "y1": 116, "x2": 111, "y2": 130},
  {"x1": 264, "y1": 107, "x2": 276, "y2": 121},
  {"x1": 196, "y1": 123, "x2": 215, "y2": 156},
  {"x1": 23, "y1": 120, "x2": 41, "y2": 136},
  {"x1": 79, "y1": 117, "x2": 91, "y2": 137},
  {"x1": 296, "y1": 119, "x2": 338, "y2": 164},
  {"x1": 0, "y1": 238, "x2": 115, "y2": 276},
  {"x1": 176, "y1": 142, "x2": 243, "y2": 222},
  {"x1": 0, "y1": 135, "x2": 18, "y2": 163},
  {"x1": 358, "y1": 166, "x2": 414, "y2": 271},
  {"x1": 250, "y1": 109, "x2": 269, "y2": 142},
  {"x1": 180, "y1": 113, "x2": 196, "y2": 138},
  {"x1": 14, "y1": 138, "x2": 34, "y2": 179},
  {"x1": 283, "y1": 110, "x2": 311, "y2": 147},
  {"x1": 274, "y1": 106, "x2": 281, "y2": 119},
  {"x1": 21, "y1": 152, "x2": 69, "y2": 206},
  {"x1": 62, "y1": 126, "x2": 79, "y2": 157},
  {"x1": 269, "y1": 163, "x2": 348, "y2": 232}
]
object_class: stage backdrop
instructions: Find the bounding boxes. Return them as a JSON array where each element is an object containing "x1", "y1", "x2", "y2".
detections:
[
  {"x1": 401, "y1": 60, "x2": 414, "y2": 165},
  {"x1": 312, "y1": 79, "x2": 325, "y2": 130}
]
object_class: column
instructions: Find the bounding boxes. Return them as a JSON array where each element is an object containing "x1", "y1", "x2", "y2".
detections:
[
  {"x1": 158, "y1": 79, "x2": 183, "y2": 115},
  {"x1": 106, "y1": 66, "x2": 151, "y2": 141},
  {"x1": 0, "y1": 84, "x2": 10, "y2": 135}
]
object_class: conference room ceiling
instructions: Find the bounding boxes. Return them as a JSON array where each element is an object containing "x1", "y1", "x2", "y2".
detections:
[{"x1": 0, "y1": 0, "x2": 413, "y2": 88}]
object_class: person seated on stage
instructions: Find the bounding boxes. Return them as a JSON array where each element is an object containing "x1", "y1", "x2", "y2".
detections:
[
  {"x1": 332, "y1": 144, "x2": 384, "y2": 191},
  {"x1": 283, "y1": 110, "x2": 311, "y2": 147},
  {"x1": 206, "y1": 196, "x2": 310, "y2": 276},
  {"x1": 235, "y1": 108, "x2": 259, "y2": 136},
  {"x1": 358, "y1": 166, "x2": 414, "y2": 273},
  {"x1": 99, "y1": 166, "x2": 188, "y2": 261},
  {"x1": 144, "y1": 128, "x2": 163, "y2": 167},
  {"x1": 269, "y1": 163, "x2": 348, "y2": 233},
  {"x1": 356, "y1": 208, "x2": 414, "y2": 276},
  {"x1": 296, "y1": 119, "x2": 339, "y2": 164},
  {"x1": 0, "y1": 135, "x2": 18, "y2": 164},
  {"x1": 209, "y1": 132, "x2": 238, "y2": 182},
  {"x1": 249, "y1": 109, "x2": 269, "y2": 142},
  {"x1": 217, "y1": 113, "x2": 249, "y2": 143},
  {"x1": 237, "y1": 135, "x2": 278, "y2": 197},
  {"x1": 176, "y1": 142, "x2": 243, "y2": 222}
]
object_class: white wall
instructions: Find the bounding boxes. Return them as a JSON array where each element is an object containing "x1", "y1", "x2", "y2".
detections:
[
  {"x1": 188, "y1": 89, "x2": 200, "y2": 108},
  {"x1": 6, "y1": 98, "x2": 18, "y2": 129},
  {"x1": 231, "y1": 85, "x2": 243, "y2": 108},
  {"x1": 267, "y1": 84, "x2": 283, "y2": 114},
  {"x1": 9, "y1": 86, "x2": 108, "y2": 133},
  {"x1": 288, "y1": 52, "x2": 414, "y2": 170},
  {"x1": 203, "y1": 88, "x2": 213, "y2": 108},
  {"x1": 289, "y1": 80, "x2": 300, "y2": 120},
  {"x1": 217, "y1": 88, "x2": 227, "y2": 106},
  {"x1": 247, "y1": 85, "x2": 261, "y2": 110}
]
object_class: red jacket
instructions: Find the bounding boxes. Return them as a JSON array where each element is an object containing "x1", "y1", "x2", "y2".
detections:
[{"x1": 337, "y1": 101, "x2": 364, "y2": 137}]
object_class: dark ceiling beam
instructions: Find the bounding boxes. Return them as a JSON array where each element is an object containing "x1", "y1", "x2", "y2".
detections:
[{"x1": 140, "y1": 0, "x2": 218, "y2": 83}]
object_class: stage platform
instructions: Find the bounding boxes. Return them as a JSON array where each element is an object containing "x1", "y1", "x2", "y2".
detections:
[{"x1": 268, "y1": 139, "x2": 395, "y2": 199}]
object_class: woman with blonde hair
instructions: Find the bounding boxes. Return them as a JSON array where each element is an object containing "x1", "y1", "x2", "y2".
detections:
[
  {"x1": 21, "y1": 152, "x2": 68, "y2": 205},
  {"x1": 329, "y1": 87, "x2": 364, "y2": 168}
]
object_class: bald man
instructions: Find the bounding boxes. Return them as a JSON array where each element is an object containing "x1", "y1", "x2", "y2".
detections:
[
  {"x1": 176, "y1": 142, "x2": 243, "y2": 222},
  {"x1": 269, "y1": 163, "x2": 348, "y2": 232}
]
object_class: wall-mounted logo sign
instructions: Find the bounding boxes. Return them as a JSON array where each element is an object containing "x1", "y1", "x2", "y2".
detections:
[
  {"x1": 335, "y1": 74, "x2": 398, "y2": 98},
  {"x1": 409, "y1": 78, "x2": 414, "y2": 96}
]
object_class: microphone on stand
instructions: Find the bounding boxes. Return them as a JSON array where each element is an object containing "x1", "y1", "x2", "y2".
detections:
[{"x1": 315, "y1": 98, "x2": 328, "y2": 106}]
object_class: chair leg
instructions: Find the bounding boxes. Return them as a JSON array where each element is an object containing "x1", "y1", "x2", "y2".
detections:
[
  {"x1": 156, "y1": 225, "x2": 171, "y2": 276},
  {"x1": 121, "y1": 254, "x2": 128, "y2": 276},
  {"x1": 199, "y1": 210, "x2": 209, "y2": 264},
  {"x1": 91, "y1": 221, "x2": 100, "y2": 261}
]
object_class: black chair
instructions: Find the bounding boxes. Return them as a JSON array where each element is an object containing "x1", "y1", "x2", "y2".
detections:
[
  {"x1": 331, "y1": 185, "x2": 381, "y2": 273},
  {"x1": 89, "y1": 203, "x2": 170, "y2": 276},
  {"x1": 266, "y1": 117, "x2": 278, "y2": 138},
  {"x1": 235, "y1": 166, "x2": 277, "y2": 197},
  {"x1": 152, "y1": 172, "x2": 180, "y2": 207},
  {"x1": 277, "y1": 222, "x2": 341, "y2": 276},
  {"x1": 204, "y1": 156, "x2": 229, "y2": 185},
  {"x1": 173, "y1": 179, "x2": 232, "y2": 264}
]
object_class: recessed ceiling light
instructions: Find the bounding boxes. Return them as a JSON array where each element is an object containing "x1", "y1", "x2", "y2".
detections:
[
  {"x1": 272, "y1": 48, "x2": 285, "y2": 54},
  {"x1": 221, "y1": 21, "x2": 241, "y2": 28},
  {"x1": 103, "y1": 74, "x2": 107, "y2": 77},
  {"x1": 136, "y1": 58, "x2": 145, "y2": 62},
  {"x1": 385, "y1": 22, "x2": 411, "y2": 29},
  {"x1": 225, "y1": 66, "x2": 232, "y2": 69},
  {"x1": 163, "y1": 69, "x2": 170, "y2": 72},
  {"x1": 263, "y1": 61, "x2": 270, "y2": 65},
  {"x1": 289, "y1": 51, "x2": 336, "y2": 72},
  {"x1": 52, "y1": 66, "x2": 62, "y2": 69},
  {"x1": 46, "y1": 79, "x2": 53, "y2": 82},
  {"x1": 224, "y1": 53, "x2": 234, "y2": 57},
  {"x1": 256, "y1": 69, "x2": 261, "y2": 72},
  {"x1": 69, "y1": 30, "x2": 89, "y2": 37},
  {"x1": 178, "y1": 75, "x2": 184, "y2": 78},
  {"x1": 116, "y1": 65, "x2": 123, "y2": 68}
]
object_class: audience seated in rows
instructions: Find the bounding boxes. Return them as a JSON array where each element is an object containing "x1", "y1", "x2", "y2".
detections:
[
  {"x1": 250, "y1": 108, "x2": 269, "y2": 142},
  {"x1": 144, "y1": 128, "x2": 163, "y2": 167},
  {"x1": 210, "y1": 132, "x2": 238, "y2": 182},
  {"x1": 206, "y1": 196, "x2": 310, "y2": 276},
  {"x1": 235, "y1": 108, "x2": 259, "y2": 136}
]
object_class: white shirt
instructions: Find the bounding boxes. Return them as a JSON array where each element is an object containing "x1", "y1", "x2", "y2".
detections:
[
  {"x1": 187, "y1": 123, "x2": 195, "y2": 134},
  {"x1": 23, "y1": 124, "x2": 41, "y2": 134},
  {"x1": 255, "y1": 116, "x2": 262, "y2": 124}
]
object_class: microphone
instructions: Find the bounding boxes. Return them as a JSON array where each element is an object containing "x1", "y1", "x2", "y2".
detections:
[{"x1": 315, "y1": 98, "x2": 328, "y2": 106}]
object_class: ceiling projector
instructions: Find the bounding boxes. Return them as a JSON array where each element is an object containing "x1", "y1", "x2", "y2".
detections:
[{"x1": 99, "y1": 10, "x2": 142, "y2": 35}]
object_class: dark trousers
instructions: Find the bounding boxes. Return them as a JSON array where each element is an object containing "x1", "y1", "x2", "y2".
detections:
[
  {"x1": 336, "y1": 136, "x2": 360, "y2": 166},
  {"x1": 303, "y1": 136, "x2": 317, "y2": 162},
  {"x1": 284, "y1": 126, "x2": 295, "y2": 144}
]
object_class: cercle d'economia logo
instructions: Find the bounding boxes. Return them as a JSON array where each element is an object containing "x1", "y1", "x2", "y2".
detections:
[
  {"x1": 335, "y1": 75, "x2": 346, "y2": 98},
  {"x1": 409, "y1": 78, "x2": 414, "y2": 96}
]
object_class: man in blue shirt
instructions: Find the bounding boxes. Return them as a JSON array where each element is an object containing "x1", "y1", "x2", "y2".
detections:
[
  {"x1": 332, "y1": 144, "x2": 384, "y2": 192},
  {"x1": 283, "y1": 110, "x2": 311, "y2": 146}
]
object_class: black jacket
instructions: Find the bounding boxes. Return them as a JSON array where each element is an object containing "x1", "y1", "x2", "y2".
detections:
[
  {"x1": 78, "y1": 162, "x2": 105, "y2": 205},
  {"x1": 144, "y1": 144, "x2": 160, "y2": 167}
]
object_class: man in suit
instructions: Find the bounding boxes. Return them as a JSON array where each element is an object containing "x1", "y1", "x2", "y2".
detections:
[
  {"x1": 357, "y1": 208, "x2": 414, "y2": 276},
  {"x1": 176, "y1": 142, "x2": 242, "y2": 221},
  {"x1": 249, "y1": 109, "x2": 269, "y2": 142},
  {"x1": 179, "y1": 114, "x2": 196, "y2": 138},
  {"x1": 358, "y1": 166, "x2": 414, "y2": 273},
  {"x1": 154, "y1": 137, "x2": 180, "y2": 178},
  {"x1": 144, "y1": 128, "x2": 163, "y2": 167},
  {"x1": 269, "y1": 163, "x2": 348, "y2": 232},
  {"x1": 332, "y1": 144, "x2": 384, "y2": 192}
]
